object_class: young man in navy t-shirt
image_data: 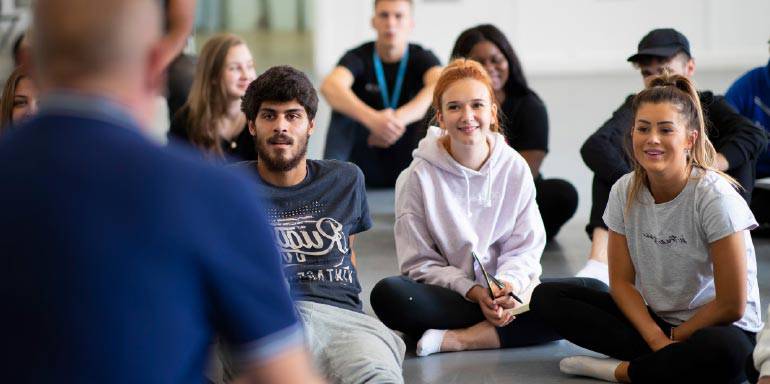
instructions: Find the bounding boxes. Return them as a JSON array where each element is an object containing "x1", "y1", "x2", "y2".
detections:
[{"x1": 236, "y1": 65, "x2": 406, "y2": 384}]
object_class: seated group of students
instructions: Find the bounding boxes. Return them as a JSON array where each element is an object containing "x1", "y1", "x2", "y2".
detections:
[
  {"x1": 151, "y1": 3, "x2": 767, "y2": 382},
  {"x1": 1, "y1": 0, "x2": 769, "y2": 383}
]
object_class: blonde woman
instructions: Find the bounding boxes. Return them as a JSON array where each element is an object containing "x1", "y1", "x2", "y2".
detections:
[
  {"x1": 531, "y1": 73, "x2": 762, "y2": 383},
  {"x1": 168, "y1": 33, "x2": 256, "y2": 161}
]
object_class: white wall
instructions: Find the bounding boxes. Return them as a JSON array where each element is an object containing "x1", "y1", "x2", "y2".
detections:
[{"x1": 309, "y1": 0, "x2": 770, "y2": 221}]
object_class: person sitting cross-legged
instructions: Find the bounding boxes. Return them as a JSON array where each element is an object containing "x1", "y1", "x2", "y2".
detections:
[{"x1": 227, "y1": 65, "x2": 405, "y2": 384}]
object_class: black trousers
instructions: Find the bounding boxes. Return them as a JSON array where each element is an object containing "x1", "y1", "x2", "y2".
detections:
[
  {"x1": 751, "y1": 188, "x2": 770, "y2": 226},
  {"x1": 535, "y1": 176, "x2": 578, "y2": 239},
  {"x1": 530, "y1": 281, "x2": 756, "y2": 384},
  {"x1": 370, "y1": 276, "x2": 607, "y2": 348}
]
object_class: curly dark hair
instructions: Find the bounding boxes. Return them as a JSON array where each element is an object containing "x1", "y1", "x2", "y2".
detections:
[
  {"x1": 241, "y1": 65, "x2": 318, "y2": 121},
  {"x1": 450, "y1": 24, "x2": 531, "y2": 98}
]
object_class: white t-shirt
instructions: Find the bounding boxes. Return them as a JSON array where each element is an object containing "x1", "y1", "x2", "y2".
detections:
[{"x1": 603, "y1": 168, "x2": 763, "y2": 332}]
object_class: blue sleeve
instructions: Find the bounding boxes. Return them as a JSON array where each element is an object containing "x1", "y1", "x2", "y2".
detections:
[
  {"x1": 725, "y1": 74, "x2": 751, "y2": 116},
  {"x1": 203, "y1": 175, "x2": 302, "y2": 365}
]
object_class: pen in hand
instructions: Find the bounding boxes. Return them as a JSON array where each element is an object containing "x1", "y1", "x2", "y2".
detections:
[{"x1": 471, "y1": 251, "x2": 523, "y2": 304}]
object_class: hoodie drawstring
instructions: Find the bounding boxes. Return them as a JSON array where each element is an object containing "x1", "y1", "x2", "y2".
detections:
[
  {"x1": 483, "y1": 171, "x2": 492, "y2": 208},
  {"x1": 462, "y1": 170, "x2": 471, "y2": 217}
]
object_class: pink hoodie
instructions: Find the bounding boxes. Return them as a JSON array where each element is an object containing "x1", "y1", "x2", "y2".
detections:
[{"x1": 394, "y1": 126, "x2": 545, "y2": 302}]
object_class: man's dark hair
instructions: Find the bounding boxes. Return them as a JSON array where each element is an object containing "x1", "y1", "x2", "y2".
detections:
[{"x1": 241, "y1": 65, "x2": 318, "y2": 121}]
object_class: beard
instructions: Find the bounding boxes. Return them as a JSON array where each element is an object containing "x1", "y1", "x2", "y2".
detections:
[{"x1": 255, "y1": 133, "x2": 309, "y2": 172}]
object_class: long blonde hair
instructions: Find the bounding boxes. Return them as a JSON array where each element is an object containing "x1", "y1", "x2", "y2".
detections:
[
  {"x1": 625, "y1": 72, "x2": 740, "y2": 211},
  {"x1": 183, "y1": 33, "x2": 246, "y2": 157}
]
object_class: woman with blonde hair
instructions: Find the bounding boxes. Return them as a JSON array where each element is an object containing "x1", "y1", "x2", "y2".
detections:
[
  {"x1": 168, "y1": 33, "x2": 256, "y2": 161},
  {"x1": 0, "y1": 66, "x2": 38, "y2": 133},
  {"x1": 531, "y1": 73, "x2": 761, "y2": 383},
  {"x1": 370, "y1": 59, "x2": 602, "y2": 356}
]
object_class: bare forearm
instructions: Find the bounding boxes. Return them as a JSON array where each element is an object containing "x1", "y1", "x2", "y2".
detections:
[
  {"x1": 395, "y1": 83, "x2": 434, "y2": 125},
  {"x1": 158, "y1": 0, "x2": 195, "y2": 69},
  {"x1": 321, "y1": 84, "x2": 377, "y2": 125},
  {"x1": 674, "y1": 299, "x2": 743, "y2": 341},
  {"x1": 396, "y1": 66, "x2": 441, "y2": 125}
]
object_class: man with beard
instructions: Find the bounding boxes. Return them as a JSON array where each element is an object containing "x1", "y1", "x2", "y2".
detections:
[{"x1": 235, "y1": 65, "x2": 406, "y2": 384}]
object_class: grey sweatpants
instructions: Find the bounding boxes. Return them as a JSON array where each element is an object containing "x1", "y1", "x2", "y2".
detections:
[{"x1": 297, "y1": 301, "x2": 406, "y2": 384}]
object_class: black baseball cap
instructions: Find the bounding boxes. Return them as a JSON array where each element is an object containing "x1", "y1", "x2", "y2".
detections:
[{"x1": 627, "y1": 28, "x2": 691, "y2": 63}]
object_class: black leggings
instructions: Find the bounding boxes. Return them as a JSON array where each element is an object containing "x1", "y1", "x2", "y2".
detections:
[
  {"x1": 751, "y1": 188, "x2": 770, "y2": 226},
  {"x1": 535, "y1": 176, "x2": 578, "y2": 239},
  {"x1": 530, "y1": 281, "x2": 756, "y2": 383},
  {"x1": 370, "y1": 276, "x2": 607, "y2": 348}
]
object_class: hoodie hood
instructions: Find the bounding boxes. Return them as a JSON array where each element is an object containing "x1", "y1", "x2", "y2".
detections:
[{"x1": 411, "y1": 126, "x2": 506, "y2": 215}]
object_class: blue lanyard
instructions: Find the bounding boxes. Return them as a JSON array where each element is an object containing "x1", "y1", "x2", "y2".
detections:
[{"x1": 372, "y1": 46, "x2": 409, "y2": 109}]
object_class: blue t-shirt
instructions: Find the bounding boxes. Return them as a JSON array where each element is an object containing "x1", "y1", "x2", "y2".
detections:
[
  {"x1": 726, "y1": 59, "x2": 770, "y2": 177},
  {"x1": 0, "y1": 94, "x2": 301, "y2": 384},
  {"x1": 240, "y1": 159, "x2": 372, "y2": 313}
]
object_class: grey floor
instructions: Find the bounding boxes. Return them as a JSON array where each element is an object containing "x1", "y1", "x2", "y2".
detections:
[{"x1": 356, "y1": 190, "x2": 770, "y2": 384}]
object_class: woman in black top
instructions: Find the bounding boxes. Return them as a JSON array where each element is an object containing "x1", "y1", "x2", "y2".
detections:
[
  {"x1": 168, "y1": 33, "x2": 257, "y2": 162},
  {"x1": 450, "y1": 24, "x2": 577, "y2": 239}
]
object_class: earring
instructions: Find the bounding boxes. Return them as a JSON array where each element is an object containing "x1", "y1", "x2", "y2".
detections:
[{"x1": 685, "y1": 148, "x2": 691, "y2": 157}]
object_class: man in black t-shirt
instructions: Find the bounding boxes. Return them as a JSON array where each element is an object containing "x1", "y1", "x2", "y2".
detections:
[
  {"x1": 320, "y1": 0, "x2": 442, "y2": 187},
  {"x1": 236, "y1": 66, "x2": 405, "y2": 384}
]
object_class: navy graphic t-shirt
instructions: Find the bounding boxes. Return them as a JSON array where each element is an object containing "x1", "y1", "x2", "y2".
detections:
[{"x1": 241, "y1": 159, "x2": 372, "y2": 312}]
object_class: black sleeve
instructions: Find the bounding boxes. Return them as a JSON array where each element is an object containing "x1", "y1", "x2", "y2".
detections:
[
  {"x1": 506, "y1": 94, "x2": 549, "y2": 152},
  {"x1": 580, "y1": 96, "x2": 634, "y2": 186},
  {"x1": 705, "y1": 94, "x2": 768, "y2": 170},
  {"x1": 351, "y1": 164, "x2": 372, "y2": 235},
  {"x1": 410, "y1": 46, "x2": 441, "y2": 85},
  {"x1": 337, "y1": 47, "x2": 366, "y2": 79},
  {"x1": 167, "y1": 107, "x2": 190, "y2": 143}
]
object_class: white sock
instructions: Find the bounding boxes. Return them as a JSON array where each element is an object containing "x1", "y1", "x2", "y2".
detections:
[
  {"x1": 416, "y1": 329, "x2": 446, "y2": 357},
  {"x1": 559, "y1": 356, "x2": 621, "y2": 382},
  {"x1": 576, "y1": 259, "x2": 610, "y2": 285}
]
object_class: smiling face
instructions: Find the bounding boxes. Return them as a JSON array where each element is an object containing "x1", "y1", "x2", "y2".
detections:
[
  {"x1": 250, "y1": 100, "x2": 314, "y2": 172},
  {"x1": 468, "y1": 40, "x2": 509, "y2": 93},
  {"x1": 220, "y1": 43, "x2": 256, "y2": 100},
  {"x1": 437, "y1": 78, "x2": 497, "y2": 147},
  {"x1": 11, "y1": 76, "x2": 38, "y2": 123},
  {"x1": 371, "y1": 0, "x2": 413, "y2": 50},
  {"x1": 632, "y1": 102, "x2": 696, "y2": 177}
]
